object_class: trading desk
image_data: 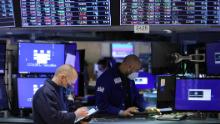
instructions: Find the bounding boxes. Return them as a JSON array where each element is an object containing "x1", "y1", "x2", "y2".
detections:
[
  {"x1": 0, "y1": 117, "x2": 220, "y2": 124},
  {"x1": 90, "y1": 118, "x2": 220, "y2": 124}
]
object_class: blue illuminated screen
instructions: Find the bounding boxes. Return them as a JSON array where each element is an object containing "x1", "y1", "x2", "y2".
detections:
[
  {"x1": 17, "y1": 78, "x2": 46, "y2": 108},
  {"x1": 175, "y1": 79, "x2": 220, "y2": 111},
  {"x1": 134, "y1": 72, "x2": 155, "y2": 90},
  {"x1": 19, "y1": 42, "x2": 65, "y2": 73},
  {"x1": 111, "y1": 43, "x2": 134, "y2": 58},
  {"x1": 206, "y1": 42, "x2": 220, "y2": 74}
]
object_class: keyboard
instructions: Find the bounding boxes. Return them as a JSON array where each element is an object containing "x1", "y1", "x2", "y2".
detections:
[{"x1": 156, "y1": 113, "x2": 187, "y2": 121}]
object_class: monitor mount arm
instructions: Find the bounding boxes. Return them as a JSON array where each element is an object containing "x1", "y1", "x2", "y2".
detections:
[{"x1": 172, "y1": 52, "x2": 205, "y2": 64}]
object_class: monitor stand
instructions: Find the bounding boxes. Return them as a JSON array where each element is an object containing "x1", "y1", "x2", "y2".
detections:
[
  {"x1": 0, "y1": 110, "x2": 9, "y2": 118},
  {"x1": 218, "y1": 113, "x2": 220, "y2": 120}
]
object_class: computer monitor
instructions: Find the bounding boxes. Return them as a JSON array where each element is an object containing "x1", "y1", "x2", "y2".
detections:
[
  {"x1": 0, "y1": 43, "x2": 6, "y2": 73},
  {"x1": 134, "y1": 72, "x2": 155, "y2": 90},
  {"x1": 157, "y1": 75, "x2": 176, "y2": 109},
  {"x1": 151, "y1": 42, "x2": 180, "y2": 74},
  {"x1": 17, "y1": 78, "x2": 46, "y2": 108},
  {"x1": 175, "y1": 78, "x2": 220, "y2": 112},
  {"x1": 18, "y1": 42, "x2": 65, "y2": 73},
  {"x1": 0, "y1": 76, "x2": 8, "y2": 110},
  {"x1": 206, "y1": 42, "x2": 220, "y2": 75},
  {"x1": 111, "y1": 42, "x2": 134, "y2": 58}
]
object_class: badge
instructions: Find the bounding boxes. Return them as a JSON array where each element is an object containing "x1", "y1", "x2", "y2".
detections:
[{"x1": 114, "y1": 77, "x2": 122, "y2": 84}]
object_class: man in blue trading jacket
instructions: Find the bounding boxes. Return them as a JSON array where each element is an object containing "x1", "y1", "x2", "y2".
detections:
[
  {"x1": 33, "y1": 64, "x2": 88, "y2": 124},
  {"x1": 96, "y1": 55, "x2": 159, "y2": 117}
]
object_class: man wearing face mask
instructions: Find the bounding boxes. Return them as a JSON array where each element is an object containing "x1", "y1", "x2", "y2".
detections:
[
  {"x1": 33, "y1": 64, "x2": 89, "y2": 124},
  {"x1": 95, "y1": 55, "x2": 159, "y2": 117}
]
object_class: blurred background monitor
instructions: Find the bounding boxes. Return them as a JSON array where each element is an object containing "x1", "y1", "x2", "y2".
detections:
[
  {"x1": 175, "y1": 78, "x2": 220, "y2": 112},
  {"x1": 18, "y1": 42, "x2": 65, "y2": 74},
  {"x1": 206, "y1": 42, "x2": 220, "y2": 75},
  {"x1": 151, "y1": 42, "x2": 180, "y2": 74},
  {"x1": 111, "y1": 42, "x2": 134, "y2": 59},
  {"x1": 134, "y1": 71, "x2": 156, "y2": 90},
  {"x1": 157, "y1": 75, "x2": 176, "y2": 109}
]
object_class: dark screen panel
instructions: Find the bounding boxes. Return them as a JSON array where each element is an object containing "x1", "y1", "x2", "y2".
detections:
[
  {"x1": 121, "y1": 0, "x2": 220, "y2": 25},
  {"x1": 20, "y1": 0, "x2": 111, "y2": 27},
  {"x1": 0, "y1": 43, "x2": 6, "y2": 73},
  {"x1": 0, "y1": 75, "x2": 8, "y2": 110},
  {"x1": 0, "y1": 0, "x2": 15, "y2": 27}
]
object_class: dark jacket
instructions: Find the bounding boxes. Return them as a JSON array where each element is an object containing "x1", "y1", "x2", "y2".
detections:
[
  {"x1": 95, "y1": 65, "x2": 147, "y2": 115},
  {"x1": 33, "y1": 79, "x2": 75, "y2": 124}
]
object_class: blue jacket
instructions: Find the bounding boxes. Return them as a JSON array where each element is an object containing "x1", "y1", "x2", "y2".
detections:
[
  {"x1": 95, "y1": 65, "x2": 147, "y2": 115},
  {"x1": 33, "y1": 79, "x2": 75, "y2": 124}
]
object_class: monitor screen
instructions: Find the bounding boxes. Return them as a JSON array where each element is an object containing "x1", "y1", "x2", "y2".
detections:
[
  {"x1": 157, "y1": 75, "x2": 175, "y2": 108},
  {"x1": 120, "y1": 0, "x2": 220, "y2": 25},
  {"x1": 0, "y1": 0, "x2": 15, "y2": 27},
  {"x1": 0, "y1": 43, "x2": 6, "y2": 73},
  {"x1": 20, "y1": 0, "x2": 111, "y2": 27},
  {"x1": 134, "y1": 72, "x2": 155, "y2": 90},
  {"x1": 0, "y1": 76, "x2": 8, "y2": 110},
  {"x1": 18, "y1": 42, "x2": 65, "y2": 73},
  {"x1": 17, "y1": 78, "x2": 79, "y2": 108},
  {"x1": 111, "y1": 43, "x2": 134, "y2": 58},
  {"x1": 175, "y1": 79, "x2": 220, "y2": 112},
  {"x1": 17, "y1": 78, "x2": 46, "y2": 108},
  {"x1": 206, "y1": 42, "x2": 220, "y2": 75}
]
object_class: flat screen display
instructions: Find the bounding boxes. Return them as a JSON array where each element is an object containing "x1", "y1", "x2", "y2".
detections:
[
  {"x1": 175, "y1": 79, "x2": 220, "y2": 111},
  {"x1": 121, "y1": 0, "x2": 220, "y2": 25},
  {"x1": 111, "y1": 43, "x2": 134, "y2": 58},
  {"x1": 17, "y1": 78, "x2": 46, "y2": 108},
  {"x1": 0, "y1": 0, "x2": 15, "y2": 27},
  {"x1": 206, "y1": 42, "x2": 220, "y2": 75},
  {"x1": 18, "y1": 42, "x2": 65, "y2": 73},
  {"x1": 20, "y1": 0, "x2": 111, "y2": 27},
  {"x1": 134, "y1": 71, "x2": 155, "y2": 90}
]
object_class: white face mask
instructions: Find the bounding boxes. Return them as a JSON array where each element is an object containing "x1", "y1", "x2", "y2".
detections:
[{"x1": 128, "y1": 72, "x2": 139, "y2": 80}]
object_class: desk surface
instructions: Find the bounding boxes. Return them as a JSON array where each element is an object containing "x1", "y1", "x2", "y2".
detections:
[
  {"x1": 0, "y1": 117, "x2": 220, "y2": 124},
  {"x1": 90, "y1": 118, "x2": 220, "y2": 124}
]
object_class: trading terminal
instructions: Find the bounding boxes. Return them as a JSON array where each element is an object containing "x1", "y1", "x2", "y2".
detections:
[{"x1": 0, "y1": 0, "x2": 220, "y2": 124}]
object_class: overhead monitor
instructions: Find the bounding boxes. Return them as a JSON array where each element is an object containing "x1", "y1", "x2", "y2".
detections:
[
  {"x1": 206, "y1": 42, "x2": 220, "y2": 75},
  {"x1": 175, "y1": 78, "x2": 220, "y2": 112},
  {"x1": 0, "y1": 0, "x2": 15, "y2": 27},
  {"x1": 18, "y1": 42, "x2": 65, "y2": 73},
  {"x1": 111, "y1": 42, "x2": 134, "y2": 58},
  {"x1": 134, "y1": 71, "x2": 155, "y2": 90},
  {"x1": 0, "y1": 43, "x2": 6, "y2": 73},
  {"x1": 120, "y1": 0, "x2": 220, "y2": 25},
  {"x1": 20, "y1": 0, "x2": 111, "y2": 27}
]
